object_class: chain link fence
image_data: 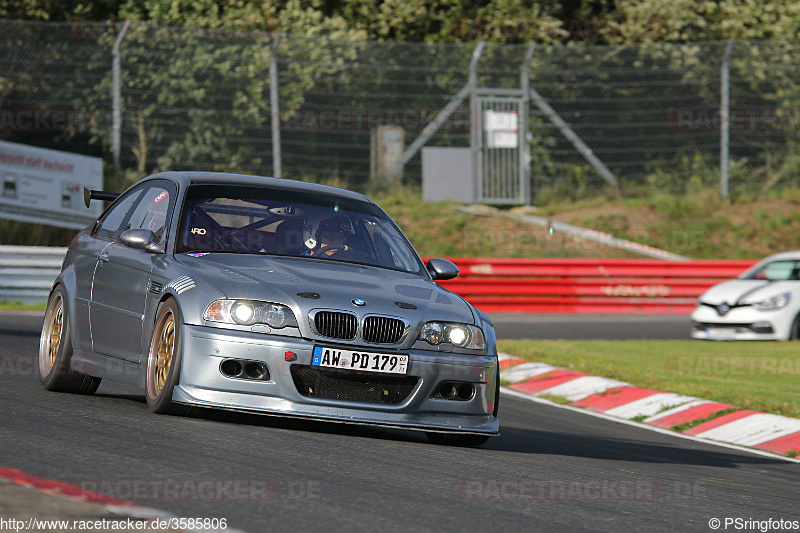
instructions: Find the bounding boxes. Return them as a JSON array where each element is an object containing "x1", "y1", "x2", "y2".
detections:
[{"x1": 1, "y1": 20, "x2": 800, "y2": 202}]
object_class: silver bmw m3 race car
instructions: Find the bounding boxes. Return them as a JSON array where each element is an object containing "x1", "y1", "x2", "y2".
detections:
[{"x1": 39, "y1": 172, "x2": 499, "y2": 446}]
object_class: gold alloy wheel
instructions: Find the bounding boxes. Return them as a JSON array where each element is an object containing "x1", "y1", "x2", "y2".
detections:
[
  {"x1": 42, "y1": 295, "x2": 63, "y2": 374},
  {"x1": 151, "y1": 311, "x2": 175, "y2": 396}
]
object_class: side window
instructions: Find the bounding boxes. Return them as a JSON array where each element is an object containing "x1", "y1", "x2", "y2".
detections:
[
  {"x1": 124, "y1": 187, "x2": 171, "y2": 242},
  {"x1": 94, "y1": 188, "x2": 144, "y2": 240}
]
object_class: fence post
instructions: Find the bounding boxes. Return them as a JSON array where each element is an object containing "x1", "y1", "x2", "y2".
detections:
[
  {"x1": 720, "y1": 39, "x2": 734, "y2": 198},
  {"x1": 270, "y1": 32, "x2": 283, "y2": 179},
  {"x1": 469, "y1": 42, "x2": 486, "y2": 203},
  {"x1": 520, "y1": 44, "x2": 536, "y2": 205},
  {"x1": 112, "y1": 20, "x2": 131, "y2": 178}
]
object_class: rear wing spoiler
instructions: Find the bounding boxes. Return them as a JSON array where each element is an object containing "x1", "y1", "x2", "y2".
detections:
[{"x1": 83, "y1": 187, "x2": 120, "y2": 208}]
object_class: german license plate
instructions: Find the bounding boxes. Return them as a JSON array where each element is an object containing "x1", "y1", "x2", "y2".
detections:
[
  {"x1": 706, "y1": 328, "x2": 737, "y2": 340},
  {"x1": 312, "y1": 346, "x2": 408, "y2": 374}
]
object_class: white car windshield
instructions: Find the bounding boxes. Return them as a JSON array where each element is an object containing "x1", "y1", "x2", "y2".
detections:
[
  {"x1": 177, "y1": 184, "x2": 424, "y2": 275},
  {"x1": 741, "y1": 260, "x2": 800, "y2": 281}
]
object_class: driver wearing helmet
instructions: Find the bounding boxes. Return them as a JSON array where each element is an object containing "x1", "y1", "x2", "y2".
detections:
[{"x1": 305, "y1": 215, "x2": 355, "y2": 257}]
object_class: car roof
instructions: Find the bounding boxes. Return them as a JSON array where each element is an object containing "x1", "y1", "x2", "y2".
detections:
[
  {"x1": 759, "y1": 250, "x2": 800, "y2": 262},
  {"x1": 147, "y1": 171, "x2": 374, "y2": 204}
]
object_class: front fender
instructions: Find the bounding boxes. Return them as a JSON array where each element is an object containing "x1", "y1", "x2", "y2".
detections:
[
  {"x1": 141, "y1": 267, "x2": 226, "y2": 363},
  {"x1": 474, "y1": 307, "x2": 497, "y2": 357}
]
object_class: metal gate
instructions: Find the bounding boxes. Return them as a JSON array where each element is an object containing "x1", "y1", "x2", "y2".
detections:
[{"x1": 474, "y1": 95, "x2": 529, "y2": 204}]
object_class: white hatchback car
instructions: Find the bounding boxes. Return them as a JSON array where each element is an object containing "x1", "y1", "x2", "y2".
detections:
[{"x1": 691, "y1": 251, "x2": 800, "y2": 340}]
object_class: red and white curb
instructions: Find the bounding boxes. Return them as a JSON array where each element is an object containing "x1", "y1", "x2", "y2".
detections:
[
  {"x1": 0, "y1": 467, "x2": 246, "y2": 533},
  {"x1": 499, "y1": 353, "x2": 800, "y2": 460}
]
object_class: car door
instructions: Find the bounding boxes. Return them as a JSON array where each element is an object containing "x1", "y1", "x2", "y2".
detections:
[
  {"x1": 90, "y1": 181, "x2": 176, "y2": 362},
  {"x1": 67, "y1": 188, "x2": 144, "y2": 355}
]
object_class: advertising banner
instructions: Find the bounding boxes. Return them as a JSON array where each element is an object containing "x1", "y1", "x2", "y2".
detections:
[{"x1": 0, "y1": 140, "x2": 103, "y2": 229}]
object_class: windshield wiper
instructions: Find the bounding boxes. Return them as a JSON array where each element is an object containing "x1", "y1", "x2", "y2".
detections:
[{"x1": 180, "y1": 249, "x2": 269, "y2": 256}]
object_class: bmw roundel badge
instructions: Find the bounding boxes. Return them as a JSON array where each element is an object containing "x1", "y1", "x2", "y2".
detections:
[{"x1": 352, "y1": 299, "x2": 366, "y2": 307}]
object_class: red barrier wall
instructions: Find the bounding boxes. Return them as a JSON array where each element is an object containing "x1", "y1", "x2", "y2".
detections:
[{"x1": 435, "y1": 258, "x2": 758, "y2": 314}]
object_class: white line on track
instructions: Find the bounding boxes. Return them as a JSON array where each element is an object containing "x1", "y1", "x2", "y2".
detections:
[{"x1": 500, "y1": 387, "x2": 800, "y2": 464}]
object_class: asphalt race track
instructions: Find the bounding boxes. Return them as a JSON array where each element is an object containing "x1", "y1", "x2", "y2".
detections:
[
  {"x1": 1, "y1": 311, "x2": 798, "y2": 532},
  {"x1": 490, "y1": 313, "x2": 691, "y2": 340}
]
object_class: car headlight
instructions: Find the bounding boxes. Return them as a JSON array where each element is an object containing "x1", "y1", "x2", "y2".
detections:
[
  {"x1": 418, "y1": 322, "x2": 485, "y2": 350},
  {"x1": 204, "y1": 299, "x2": 298, "y2": 328},
  {"x1": 753, "y1": 292, "x2": 791, "y2": 311}
]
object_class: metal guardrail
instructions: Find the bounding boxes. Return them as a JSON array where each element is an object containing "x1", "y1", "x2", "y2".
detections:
[
  {"x1": 0, "y1": 248, "x2": 757, "y2": 312},
  {"x1": 437, "y1": 258, "x2": 758, "y2": 314},
  {"x1": 0, "y1": 246, "x2": 66, "y2": 304}
]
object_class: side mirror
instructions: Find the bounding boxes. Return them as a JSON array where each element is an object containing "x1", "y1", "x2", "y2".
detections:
[
  {"x1": 426, "y1": 258, "x2": 459, "y2": 280},
  {"x1": 120, "y1": 229, "x2": 163, "y2": 253}
]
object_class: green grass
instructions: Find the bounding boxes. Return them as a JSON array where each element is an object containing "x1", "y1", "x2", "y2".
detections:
[
  {"x1": 0, "y1": 300, "x2": 46, "y2": 312},
  {"x1": 538, "y1": 393, "x2": 570, "y2": 405},
  {"x1": 373, "y1": 189, "x2": 642, "y2": 259},
  {"x1": 370, "y1": 185, "x2": 800, "y2": 260},
  {"x1": 670, "y1": 408, "x2": 741, "y2": 433},
  {"x1": 497, "y1": 340, "x2": 800, "y2": 418}
]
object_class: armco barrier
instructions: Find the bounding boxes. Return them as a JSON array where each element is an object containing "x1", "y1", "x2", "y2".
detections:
[
  {"x1": 436, "y1": 258, "x2": 759, "y2": 314},
  {"x1": 0, "y1": 246, "x2": 66, "y2": 304},
  {"x1": 0, "y1": 248, "x2": 758, "y2": 313}
]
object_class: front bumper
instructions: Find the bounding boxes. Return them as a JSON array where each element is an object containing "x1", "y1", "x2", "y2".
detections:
[
  {"x1": 690, "y1": 305, "x2": 785, "y2": 340},
  {"x1": 174, "y1": 325, "x2": 499, "y2": 435}
]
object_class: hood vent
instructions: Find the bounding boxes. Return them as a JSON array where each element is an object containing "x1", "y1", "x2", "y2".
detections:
[{"x1": 298, "y1": 292, "x2": 321, "y2": 299}]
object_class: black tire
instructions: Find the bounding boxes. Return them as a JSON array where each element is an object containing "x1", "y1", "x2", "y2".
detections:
[
  {"x1": 492, "y1": 362, "x2": 500, "y2": 418},
  {"x1": 39, "y1": 285, "x2": 101, "y2": 394},
  {"x1": 790, "y1": 315, "x2": 800, "y2": 340},
  {"x1": 425, "y1": 432, "x2": 491, "y2": 447},
  {"x1": 145, "y1": 298, "x2": 192, "y2": 415}
]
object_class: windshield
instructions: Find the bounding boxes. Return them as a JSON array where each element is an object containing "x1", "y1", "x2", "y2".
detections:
[
  {"x1": 741, "y1": 259, "x2": 800, "y2": 281},
  {"x1": 176, "y1": 184, "x2": 425, "y2": 275}
]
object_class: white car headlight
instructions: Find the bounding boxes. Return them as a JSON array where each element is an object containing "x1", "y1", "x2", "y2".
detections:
[
  {"x1": 418, "y1": 322, "x2": 486, "y2": 350},
  {"x1": 231, "y1": 301, "x2": 255, "y2": 323},
  {"x1": 753, "y1": 292, "x2": 791, "y2": 311},
  {"x1": 204, "y1": 299, "x2": 298, "y2": 328}
]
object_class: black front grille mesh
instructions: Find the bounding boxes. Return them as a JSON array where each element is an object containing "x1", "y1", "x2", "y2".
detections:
[
  {"x1": 362, "y1": 316, "x2": 405, "y2": 344},
  {"x1": 314, "y1": 311, "x2": 357, "y2": 339},
  {"x1": 291, "y1": 366, "x2": 418, "y2": 404}
]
